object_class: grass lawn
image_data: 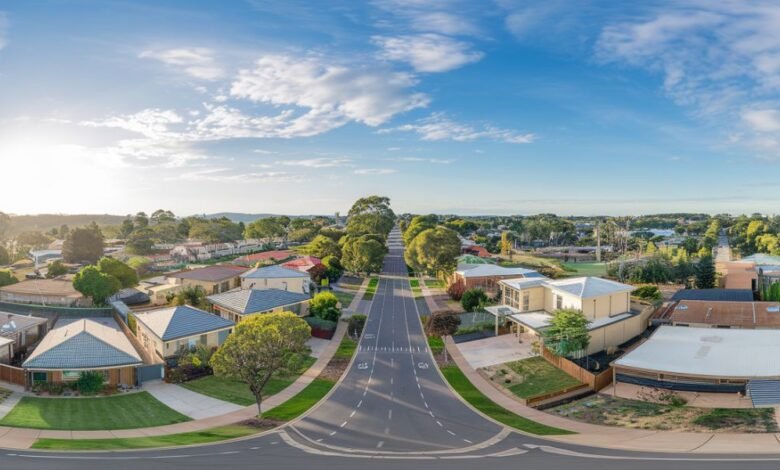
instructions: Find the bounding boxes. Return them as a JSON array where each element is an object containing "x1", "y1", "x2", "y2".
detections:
[
  {"x1": 32, "y1": 424, "x2": 260, "y2": 450},
  {"x1": 488, "y1": 357, "x2": 582, "y2": 399},
  {"x1": 409, "y1": 279, "x2": 422, "y2": 298},
  {"x1": 262, "y1": 379, "x2": 336, "y2": 422},
  {"x1": 500, "y1": 254, "x2": 561, "y2": 270},
  {"x1": 440, "y1": 364, "x2": 574, "y2": 436},
  {"x1": 334, "y1": 336, "x2": 357, "y2": 360},
  {"x1": 363, "y1": 277, "x2": 379, "y2": 300},
  {"x1": 560, "y1": 261, "x2": 607, "y2": 277},
  {"x1": 182, "y1": 356, "x2": 316, "y2": 406},
  {"x1": 424, "y1": 279, "x2": 444, "y2": 288},
  {"x1": 332, "y1": 290, "x2": 356, "y2": 309},
  {"x1": 427, "y1": 336, "x2": 444, "y2": 355},
  {"x1": 0, "y1": 392, "x2": 191, "y2": 430}
]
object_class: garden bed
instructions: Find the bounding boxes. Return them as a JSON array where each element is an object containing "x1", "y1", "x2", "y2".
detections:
[
  {"x1": 482, "y1": 357, "x2": 583, "y2": 400},
  {"x1": 551, "y1": 394, "x2": 778, "y2": 433}
]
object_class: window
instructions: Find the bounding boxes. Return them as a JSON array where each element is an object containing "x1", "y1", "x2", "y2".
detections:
[
  {"x1": 522, "y1": 292, "x2": 530, "y2": 311},
  {"x1": 62, "y1": 371, "x2": 81, "y2": 382},
  {"x1": 556, "y1": 295, "x2": 563, "y2": 310}
]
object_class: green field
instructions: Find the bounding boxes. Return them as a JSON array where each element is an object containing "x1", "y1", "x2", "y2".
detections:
[
  {"x1": 261, "y1": 378, "x2": 336, "y2": 422},
  {"x1": 182, "y1": 356, "x2": 315, "y2": 406},
  {"x1": 332, "y1": 290, "x2": 356, "y2": 309},
  {"x1": 32, "y1": 424, "x2": 259, "y2": 450},
  {"x1": 440, "y1": 364, "x2": 574, "y2": 436},
  {"x1": 0, "y1": 392, "x2": 191, "y2": 430},
  {"x1": 560, "y1": 261, "x2": 608, "y2": 277}
]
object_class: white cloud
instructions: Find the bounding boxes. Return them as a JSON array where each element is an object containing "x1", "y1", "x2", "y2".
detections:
[
  {"x1": 277, "y1": 158, "x2": 353, "y2": 168},
  {"x1": 230, "y1": 54, "x2": 429, "y2": 132},
  {"x1": 743, "y1": 108, "x2": 780, "y2": 132},
  {"x1": 81, "y1": 108, "x2": 183, "y2": 139},
  {"x1": 174, "y1": 168, "x2": 304, "y2": 183},
  {"x1": 372, "y1": 1, "x2": 481, "y2": 36},
  {"x1": 382, "y1": 113, "x2": 535, "y2": 144},
  {"x1": 373, "y1": 34, "x2": 483, "y2": 72},
  {"x1": 398, "y1": 157, "x2": 453, "y2": 164},
  {"x1": 140, "y1": 47, "x2": 224, "y2": 80},
  {"x1": 354, "y1": 168, "x2": 397, "y2": 175}
]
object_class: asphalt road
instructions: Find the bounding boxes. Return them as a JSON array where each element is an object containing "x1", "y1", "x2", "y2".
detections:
[{"x1": 5, "y1": 227, "x2": 780, "y2": 468}]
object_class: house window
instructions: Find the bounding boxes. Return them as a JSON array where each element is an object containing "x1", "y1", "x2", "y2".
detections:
[
  {"x1": 556, "y1": 295, "x2": 563, "y2": 310},
  {"x1": 200, "y1": 334, "x2": 208, "y2": 345},
  {"x1": 62, "y1": 371, "x2": 81, "y2": 382},
  {"x1": 522, "y1": 292, "x2": 530, "y2": 311}
]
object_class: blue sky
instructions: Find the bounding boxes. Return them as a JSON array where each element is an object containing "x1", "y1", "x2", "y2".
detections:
[{"x1": 2, "y1": 0, "x2": 780, "y2": 216}]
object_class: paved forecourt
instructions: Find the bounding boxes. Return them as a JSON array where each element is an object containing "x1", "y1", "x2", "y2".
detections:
[{"x1": 290, "y1": 228, "x2": 502, "y2": 452}]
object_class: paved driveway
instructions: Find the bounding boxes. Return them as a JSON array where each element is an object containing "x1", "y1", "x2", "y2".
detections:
[
  {"x1": 143, "y1": 381, "x2": 244, "y2": 419},
  {"x1": 455, "y1": 334, "x2": 535, "y2": 369}
]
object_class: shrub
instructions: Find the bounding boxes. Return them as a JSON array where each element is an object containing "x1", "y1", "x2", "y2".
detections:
[
  {"x1": 76, "y1": 371, "x2": 105, "y2": 395},
  {"x1": 461, "y1": 288, "x2": 488, "y2": 312},
  {"x1": 447, "y1": 279, "x2": 466, "y2": 301},
  {"x1": 310, "y1": 291, "x2": 342, "y2": 322},
  {"x1": 347, "y1": 314, "x2": 367, "y2": 338},
  {"x1": 633, "y1": 285, "x2": 662, "y2": 301},
  {"x1": 305, "y1": 316, "x2": 338, "y2": 339}
]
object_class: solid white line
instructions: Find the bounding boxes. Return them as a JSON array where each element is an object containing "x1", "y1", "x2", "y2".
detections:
[{"x1": 463, "y1": 439, "x2": 473, "y2": 444}]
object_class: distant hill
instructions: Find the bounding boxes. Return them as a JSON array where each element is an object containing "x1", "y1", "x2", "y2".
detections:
[
  {"x1": 8, "y1": 214, "x2": 127, "y2": 235},
  {"x1": 202, "y1": 213, "x2": 325, "y2": 223}
]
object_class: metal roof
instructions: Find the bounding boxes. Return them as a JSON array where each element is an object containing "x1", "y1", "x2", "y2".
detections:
[
  {"x1": 207, "y1": 288, "x2": 310, "y2": 315},
  {"x1": 132, "y1": 305, "x2": 235, "y2": 341},
  {"x1": 544, "y1": 277, "x2": 634, "y2": 299},
  {"x1": 166, "y1": 265, "x2": 247, "y2": 282},
  {"x1": 0, "y1": 311, "x2": 47, "y2": 339},
  {"x1": 23, "y1": 318, "x2": 142, "y2": 370},
  {"x1": 241, "y1": 265, "x2": 310, "y2": 279},
  {"x1": 455, "y1": 264, "x2": 537, "y2": 278},
  {"x1": 614, "y1": 325, "x2": 780, "y2": 379},
  {"x1": 671, "y1": 289, "x2": 754, "y2": 302}
]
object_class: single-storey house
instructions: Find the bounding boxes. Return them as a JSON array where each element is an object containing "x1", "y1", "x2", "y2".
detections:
[
  {"x1": 660, "y1": 300, "x2": 780, "y2": 329},
  {"x1": 485, "y1": 276, "x2": 644, "y2": 355},
  {"x1": 0, "y1": 312, "x2": 48, "y2": 363},
  {"x1": 453, "y1": 264, "x2": 542, "y2": 294},
  {"x1": 613, "y1": 325, "x2": 780, "y2": 393},
  {"x1": 131, "y1": 305, "x2": 234, "y2": 361},
  {"x1": 234, "y1": 250, "x2": 294, "y2": 267},
  {"x1": 240, "y1": 265, "x2": 311, "y2": 293},
  {"x1": 23, "y1": 318, "x2": 143, "y2": 387},
  {"x1": 166, "y1": 265, "x2": 247, "y2": 295},
  {"x1": 0, "y1": 278, "x2": 89, "y2": 307},
  {"x1": 282, "y1": 256, "x2": 324, "y2": 274},
  {"x1": 207, "y1": 288, "x2": 311, "y2": 323}
]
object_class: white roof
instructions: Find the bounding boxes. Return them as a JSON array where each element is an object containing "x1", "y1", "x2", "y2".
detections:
[
  {"x1": 456, "y1": 264, "x2": 538, "y2": 278},
  {"x1": 500, "y1": 276, "x2": 550, "y2": 289},
  {"x1": 0, "y1": 337, "x2": 13, "y2": 349},
  {"x1": 614, "y1": 326, "x2": 780, "y2": 379},
  {"x1": 544, "y1": 277, "x2": 633, "y2": 299}
]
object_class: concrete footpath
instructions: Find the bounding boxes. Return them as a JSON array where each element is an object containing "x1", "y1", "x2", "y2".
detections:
[
  {"x1": 0, "y1": 320, "x2": 349, "y2": 450},
  {"x1": 446, "y1": 337, "x2": 780, "y2": 454}
]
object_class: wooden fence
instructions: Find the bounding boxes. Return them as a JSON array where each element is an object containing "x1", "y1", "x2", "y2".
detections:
[
  {"x1": 541, "y1": 347, "x2": 614, "y2": 391},
  {"x1": 525, "y1": 383, "x2": 590, "y2": 408},
  {"x1": 0, "y1": 364, "x2": 26, "y2": 387}
]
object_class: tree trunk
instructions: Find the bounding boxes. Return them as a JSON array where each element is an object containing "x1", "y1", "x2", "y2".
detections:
[{"x1": 252, "y1": 388, "x2": 264, "y2": 418}]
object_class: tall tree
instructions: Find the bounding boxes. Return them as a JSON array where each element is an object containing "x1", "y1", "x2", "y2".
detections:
[
  {"x1": 73, "y1": 265, "x2": 120, "y2": 306},
  {"x1": 404, "y1": 226, "x2": 460, "y2": 276},
  {"x1": 695, "y1": 255, "x2": 716, "y2": 289},
  {"x1": 244, "y1": 218, "x2": 285, "y2": 245},
  {"x1": 62, "y1": 223, "x2": 104, "y2": 264},
  {"x1": 97, "y1": 257, "x2": 139, "y2": 288},
  {"x1": 126, "y1": 227, "x2": 156, "y2": 254},
  {"x1": 133, "y1": 212, "x2": 149, "y2": 229},
  {"x1": 341, "y1": 235, "x2": 386, "y2": 276},
  {"x1": 402, "y1": 214, "x2": 438, "y2": 245},
  {"x1": 346, "y1": 195, "x2": 395, "y2": 238},
  {"x1": 211, "y1": 312, "x2": 311, "y2": 416},
  {"x1": 542, "y1": 309, "x2": 590, "y2": 358},
  {"x1": 303, "y1": 235, "x2": 341, "y2": 258},
  {"x1": 150, "y1": 209, "x2": 176, "y2": 225}
]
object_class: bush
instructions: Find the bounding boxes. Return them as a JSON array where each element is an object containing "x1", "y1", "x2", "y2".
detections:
[
  {"x1": 454, "y1": 321, "x2": 494, "y2": 336},
  {"x1": 461, "y1": 288, "x2": 488, "y2": 312},
  {"x1": 76, "y1": 371, "x2": 105, "y2": 395},
  {"x1": 447, "y1": 279, "x2": 466, "y2": 301},
  {"x1": 633, "y1": 285, "x2": 662, "y2": 301},
  {"x1": 347, "y1": 314, "x2": 367, "y2": 337},
  {"x1": 310, "y1": 291, "x2": 342, "y2": 322},
  {"x1": 305, "y1": 316, "x2": 338, "y2": 339}
]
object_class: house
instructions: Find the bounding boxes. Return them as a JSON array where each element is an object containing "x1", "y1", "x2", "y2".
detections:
[
  {"x1": 719, "y1": 254, "x2": 780, "y2": 292},
  {"x1": 23, "y1": 317, "x2": 143, "y2": 387},
  {"x1": 28, "y1": 249, "x2": 63, "y2": 268},
  {"x1": 613, "y1": 325, "x2": 780, "y2": 393},
  {"x1": 485, "y1": 276, "x2": 644, "y2": 355},
  {"x1": 169, "y1": 240, "x2": 263, "y2": 263},
  {"x1": 0, "y1": 278, "x2": 89, "y2": 307},
  {"x1": 462, "y1": 245, "x2": 491, "y2": 258},
  {"x1": 144, "y1": 265, "x2": 248, "y2": 304},
  {"x1": 131, "y1": 305, "x2": 234, "y2": 361},
  {"x1": 658, "y1": 300, "x2": 780, "y2": 329},
  {"x1": 282, "y1": 256, "x2": 325, "y2": 277},
  {"x1": 0, "y1": 312, "x2": 48, "y2": 363},
  {"x1": 234, "y1": 250, "x2": 294, "y2": 267},
  {"x1": 453, "y1": 264, "x2": 542, "y2": 294},
  {"x1": 207, "y1": 288, "x2": 311, "y2": 323},
  {"x1": 670, "y1": 288, "x2": 754, "y2": 302},
  {"x1": 240, "y1": 265, "x2": 311, "y2": 293}
]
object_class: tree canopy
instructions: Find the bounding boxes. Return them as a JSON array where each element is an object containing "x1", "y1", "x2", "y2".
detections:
[
  {"x1": 346, "y1": 195, "x2": 395, "y2": 239},
  {"x1": 211, "y1": 312, "x2": 311, "y2": 416},
  {"x1": 63, "y1": 223, "x2": 104, "y2": 264},
  {"x1": 404, "y1": 226, "x2": 460, "y2": 276},
  {"x1": 309, "y1": 291, "x2": 342, "y2": 322},
  {"x1": 73, "y1": 265, "x2": 121, "y2": 306},
  {"x1": 542, "y1": 309, "x2": 590, "y2": 358},
  {"x1": 244, "y1": 218, "x2": 286, "y2": 245},
  {"x1": 341, "y1": 235, "x2": 386, "y2": 276},
  {"x1": 303, "y1": 235, "x2": 341, "y2": 259},
  {"x1": 97, "y1": 257, "x2": 139, "y2": 288},
  {"x1": 402, "y1": 214, "x2": 438, "y2": 245},
  {"x1": 427, "y1": 310, "x2": 461, "y2": 362}
]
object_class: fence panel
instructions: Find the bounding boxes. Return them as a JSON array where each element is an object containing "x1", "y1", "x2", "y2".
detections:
[{"x1": 0, "y1": 364, "x2": 26, "y2": 386}]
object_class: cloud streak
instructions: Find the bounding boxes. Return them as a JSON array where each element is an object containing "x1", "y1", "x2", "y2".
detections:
[{"x1": 381, "y1": 113, "x2": 535, "y2": 144}]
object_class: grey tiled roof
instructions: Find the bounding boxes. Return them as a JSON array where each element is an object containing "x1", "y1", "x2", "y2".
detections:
[
  {"x1": 134, "y1": 305, "x2": 235, "y2": 341},
  {"x1": 207, "y1": 289, "x2": 310, "y2": 315},
  {"x1": 24, "y1": 331, "x2": 141, "y2": 370},
  {"x1": 671, "y1": 289, "x2": 754, "y2": 302},
  {"x1": 241, "y1": 265, "x2": 310, "y2": 279}
]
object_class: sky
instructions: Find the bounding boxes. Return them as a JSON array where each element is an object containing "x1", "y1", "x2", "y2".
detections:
[{"x1": 2, "y1": 0, "x2": 780, "y2": 217}]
